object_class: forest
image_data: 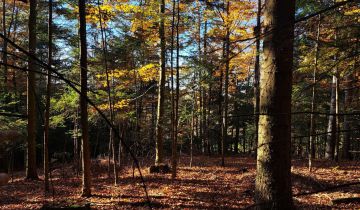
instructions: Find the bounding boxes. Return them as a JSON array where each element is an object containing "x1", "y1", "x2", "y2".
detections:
[{"x1": 0, "y1": 0, "x2": 359, "y2": 209}]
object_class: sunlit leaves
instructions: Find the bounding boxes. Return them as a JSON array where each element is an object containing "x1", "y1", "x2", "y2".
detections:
[{"x1": 138, "y1": 63, "x2": 159, "y2": 82}]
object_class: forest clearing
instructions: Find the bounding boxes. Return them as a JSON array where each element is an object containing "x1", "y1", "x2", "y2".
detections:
[
  {"x1": 0, "y1": 0, "x2": 359, "y2": 209},
  {"x1": 1, "y1": 156, "x2": 359, "y2": 209}
]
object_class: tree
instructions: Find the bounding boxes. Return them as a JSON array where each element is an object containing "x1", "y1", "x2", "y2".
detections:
[
  {"x1": 26, "y1": 0, "x2": 38, "y2": 180},
  {"x1": 254, "y1": 0, "x2": 295, "y2": 208},
  {"x1": 174, "y1": 0, "x2": 180, "y2": 177},
  {"x1": 308, "y1": 14, "x2": 321, "y2": 171},
  {"x1": 97, "y1": 0, "x2": 118, "y2": 185},
  {"x1": 325, "y1": 76, "x2": 337, "y2": 160},
  {"x1": 155, "y1": 0, "x2": 166, "y2": 166},
  {"x1": 2, "y1": 0, "x2": 7, "y2": 92},
  {"x1": 43, "y1": 0, "x2": 53, "y2": 191},
  {"x1": 342, "y1": 57, "x2": 356, "y2": 159},
  {"x1": 170, "y1": 0, "x2": 179, "y2": 179},
  {"x1": 253, "y1": 0, "x2": 261, "y2": 154},
  {"x1": 221, "y1": 0, "x2": 230, "y2": 167},
  {"x1": 79, "y1": 0, "x2": 91, "y2": 197}
]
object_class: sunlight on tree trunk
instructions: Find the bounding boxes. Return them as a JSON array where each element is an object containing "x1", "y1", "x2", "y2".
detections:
[
  {"x1": 325, "y1": 75, "x2": 337, "y2": 160},
  {"x1": 255, "y1": 0, "x2": 295, "y2": 208},
  {"x1": 155, "y1": 0, "x2": 166, "y2": 166}
]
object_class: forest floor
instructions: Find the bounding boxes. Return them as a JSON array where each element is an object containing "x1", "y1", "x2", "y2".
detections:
[{"x1": 0, "y1": 155, "x2": 359, "y2": 209}]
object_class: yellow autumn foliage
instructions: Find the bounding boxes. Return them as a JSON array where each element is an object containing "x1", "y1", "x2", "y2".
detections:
[
  {"x1": 138, "y1": 63, "x2": 159, "y2": 82},
  {"x1": 98, "y1": 99, "x2": 130, "y2": 111},
  {"x1": 96, "y1": 63, "x2": 158, "y2": 88}
]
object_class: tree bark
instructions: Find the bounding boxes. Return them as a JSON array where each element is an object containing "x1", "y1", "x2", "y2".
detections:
[
  {"x1": 155, "y1": 0, "x2": 166, "y2": 166},
  {"x1": 253, "y1": 0, "x2": 261, "y2": 156},
  {"x1": 325, "y1": 75, "x2": 337, "y2": 160},
  {"x1": 97, "y1": 0, "x2": 118, "y2": 185},
  {"x1": 203, "y1": 17, "x2": 209, "y2": 155},
  {"x1": 217, "y1": 58, "x2": 223, "y2": 155},
  {"x1": 221, "y1": 1, "x2": 230, "y2": 167},
  {"x1": 26, "y1": 0, "x2": 38, "y2": 180},
  {"x1": 342, "y1": 62, "x2": 355, "y2": 159},
  {"x1": 190, "y1": 103, "x2": 194, "y2": 168},
  {"x1": 170, "y1": 0, "x2": 176, "y2": 178},
  {"x1": 308, "y1": 14, "x2": 321, "y2": 171},
  {"x1": 335, "y1": 72, "x2": 340, "y2": 162},
  {"x1": 255, "y1": 0, "x2": 295, "y2": 209},
  {"x1": 79, "y1": 0, "x2": 91, "y2": 197},
  {"x1": 172, "y1": 0, "x2": 180, "y2": 179},
  {"x1": 43, "y1": 0, "x2": 53, "y2": 191},
  {"x1": 2, "y1": 0, "x2": 7, "y2": 91},
  {"x1": 234, "y1": 112, "x2": 239, "y2": 154}
]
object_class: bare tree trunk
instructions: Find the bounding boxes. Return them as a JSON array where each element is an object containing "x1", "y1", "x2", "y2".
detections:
[
  {"x1": 26, "y1": 0, "x2": 38, "y2": 180},
  {"x1": 73, "y1": 111, "x2": 80, "y2": 175},
  {"x1": 190, "y1": 106, "x2": 194, "y2": 168},
  {"x1": 325, "y1": 75, "x2": 337, "y2": 160},
  {"x1": 221, "y1": 1, "x2": 230, "y2": 167},
  {"x1": 43, "y1": 0, "x2": 53, "y2": 192},
  {"x1": 150, "y1": 94, "x2": 155, "y2": 147},
  {"x1": 207, "y1": 84, "x2": 211, "y2": 155},
  {"x1": 11, "y1": 5, "x2": 18, "y2": 113},
  {"x1": 335, "y1": 72, "x2": 340, "y2": 162},
  {"x1": 217, "y1": 59, "x2": 223, "y2": 155},
  {"x1": 155, "y1": 0, "x2": 166, "y2": 166},
  {"x1": 170, "y1": 0, "x2": 176, "y2": 178},
  {"x1": 253, "y1": 0, "x2": 261, "y2": 156},
  {"x1": 242, "y1": 124, "x2": 246, "y2": 153},
  {"x1": 342, "y1": 59, "x2": 356, "y2": 159},
  {"x1": 118, "y1": 123, "x2": 126, "y2": 169},
  {"x1": 175, "y1": 0, "x2": 180, "y2": 171},
  {"x1": 234, "y1": 116, "x2": 239, "y2": 154},
  {"x1": 2, "y1": 0, "x2": 7, "y2": 90},
  {"x1": 203, "y1": 18, "x2": 209, "y2": 156},
  {"x1": 197, "y1": 9, "x2": 204, "y2": 154},
  {"x1": 254, "y1": 0, "x2": 295, "y2": 208},
  {"x1": 172, "y1": 0, "x2": 180, "y2": 179},
  {"x1": 97, "y1": 0, "x2": 118, "y2": 185},
  {"x1": 79, "y1": 0, "x2": 91, "y2": 197},
  {"x1": 308, "y1": 14, "x2": 321, "y2": 171}
]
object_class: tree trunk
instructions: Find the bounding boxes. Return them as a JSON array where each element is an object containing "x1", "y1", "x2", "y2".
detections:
[
  {"x1": 203, "y1": 17, "x2": 210, "y2": 155},
  {"x1": 11, "y1": 5, "x2": 19, "y2": 113},
  {"x1": 234, "y1": 117, "x2": 239, "y2": 154},
  {"x1": 325, "y1": 75, "x2": 337, "y2": 160},
  {"x1": 308, "y1": 14, "x2": 321, "y2": 171},
  {"x1": 254, "y1": 0, "x2": 295, "y2": 209},
  {"x1": 2, "y1": 0, "x2": 8, "y2": 91},
  {"x1": 221, "y1": 1, "x2": 230, "y2": 167},
  {"x1": 26, "y1": 0, "x2": 38, "y2": 180},
  {"x1": 155, "y1": 0, "x2": 166, "y2": 166},
  {"x1": 335, "y1": 72, "x2": 340, "y2": 162},
  {"x1": 197, "y1": 9, "x2": 204, "y2": 154},
  {"x1": 73, "y1": 112, "x2": 80, "y2": 174},
  {"x1": 172, "y1": 0, "x2": 180, "y2": 179},
  {"x1": 342, "y1": 62, "x2": 355, "y2": 159},
  {"x1": 242, "y1": 124, "x2": 246, "y2": 153},
  {"x1": 253, "y1": 0, "x2": 261, "y2": 156},
  {"x1": 43, "y1": 0, "x2": 53, "y2": 192},
  {"x1": 97, "y1": 0, "x2": 118, "y2": 185},
  {"x1": 170, "y1": 0, "x2": 176, "y2": 178},
  {"x1": 190, "y1": 104, "x2": 194, "y2": 168},
  {"x1": 79, "y1": 0, "x2": 91, "y2": 197},
  {"x1": 217, "y1": 45, "x2": 223, "y2": 155}
]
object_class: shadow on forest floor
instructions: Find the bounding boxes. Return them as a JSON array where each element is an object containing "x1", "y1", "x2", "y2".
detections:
[{"x1": 0, "y1": 156, "x2": 359, "y2": 209}]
